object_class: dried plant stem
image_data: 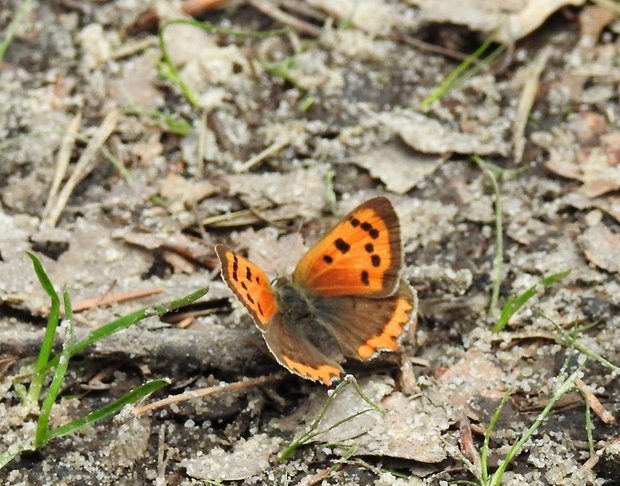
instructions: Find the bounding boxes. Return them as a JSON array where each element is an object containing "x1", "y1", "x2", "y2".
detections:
[
  {"x1": 249, "y1": 0, "x2": 321, "y2": 37},
  {"x1": 132, "y1": 374, "x2": 283, "y2": 416},
  {"x1": 70, "y1": 287, "x2": 166, "y2": 313},
  {"x1": 42, "y1": 113, "x2": 82, "y2": 222},
  {"x1": 236, "y1": 138, "x2": 291, "y2": 172},
  {"x1": 47, "y1": 110, "x2": 119, "y2": 226}
]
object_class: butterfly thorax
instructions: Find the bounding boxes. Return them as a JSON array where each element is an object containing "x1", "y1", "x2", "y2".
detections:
[{"x1": 272, "y1": 278, "x2": 314, "y2": 322}]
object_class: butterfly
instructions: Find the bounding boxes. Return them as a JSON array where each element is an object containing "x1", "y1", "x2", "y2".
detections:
[{"x1": 215, "y1": 197, "x2": 417, "y2": 386}]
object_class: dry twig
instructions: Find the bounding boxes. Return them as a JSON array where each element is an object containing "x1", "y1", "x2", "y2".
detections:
[
  {"x1": 576, "y1": 378, "x2": 615, "y2": 425},
  {"x1": 249, "y1": 0, "x2": 322, "y2": 36},
  {"x1": 42, "y1": 112, "x2": 82, "y2": 222},
  {"x1": 132, "y1": 373, "x2": 283, "y2": 416},
  {"x1": 71, "y1": 287, "x2": 166, "y2": 313},
  {"x1": 47, "y1": 110, "x2": 119, "y2": 226}
]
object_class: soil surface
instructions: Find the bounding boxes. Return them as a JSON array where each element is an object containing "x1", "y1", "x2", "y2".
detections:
[{"x1": 1, "y1": 1, "x2": 619, "y2": 485}]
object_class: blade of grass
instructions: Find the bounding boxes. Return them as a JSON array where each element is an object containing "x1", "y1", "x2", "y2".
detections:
[
  {"x1": 124, "y1": 108, "x2": 191, "y2": 136},
  {"x1": 534, "y1": 310, "x2": 619, "y2": 372},
  {"x1": 583, "y1": 396, "x2": 594, "y2": 457},
  {"x1": 0, "y1": 443, "x2": 32, "y2": 469},
  {"x1": 26, "y1": 252, "x2": 61, "y2": 404},
  {"x1": 420, "y1": 31, "x2": 500, "y2": 108},
  {"x1": 35, "y1": 288, "x2": 74, "y2": 447},
  {"x1": 492, "y1": 270, "x2": 571, "y2": 333},
  {"x1": 489, "y1": 360, "x2": 584, "y2": 486},
  {"x1": 158, "y1": 19, "x2": 288, "y2": 107},
  {"x1": 0, "y1": 0, "x2": 33, "y2": 61},
  {"x1": 480, "y1": 390, "x2": 512, "y2": 484},
  {"x1": 46, "y1": 378, "x2": 169, "y2": 442},
  {"x1": 42, "y1": 287, "x2": 209, "y2": 374},
  {"x1": 324, "y1": 443, "x2": 358, "y2": 478},
  {"x1": 472, "y1": 156, "x2": 503, "y2": 314}
]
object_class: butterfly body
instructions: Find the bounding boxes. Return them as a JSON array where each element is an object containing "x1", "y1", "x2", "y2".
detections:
[
  {"x1": 271, "y1": 278, "x2": 314, "y2": 323},
  {"x1": 215, "y1": 197, "x2": 418, "y2": 385}
]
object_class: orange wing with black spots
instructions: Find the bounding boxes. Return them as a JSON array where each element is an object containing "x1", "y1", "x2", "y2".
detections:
[
  {"x1": 292, "y1": 197, "x2": 401, "y2": 297},
  {"x1": 215, "y1": 245, "x2": 277, "y2": 328}
]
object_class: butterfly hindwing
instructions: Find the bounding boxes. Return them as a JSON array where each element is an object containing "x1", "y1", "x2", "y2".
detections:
[
  {"x1": 292, "y1": 197, "x2": 401, "y2": 297},
  {"x1": 263, "y1": 314, "x2": 344, "y2": 385},
  {"x1": 313, "y1": 280, "x2": 417, "y2": 360},
  {"x1": 215, "y1": 244, "x2": 277, "y2": 328}
]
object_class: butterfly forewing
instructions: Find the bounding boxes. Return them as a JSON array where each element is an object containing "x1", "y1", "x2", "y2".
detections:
[
  {"x1": 215, "y1": 245, "x2": 277, "y2": 328},
  {"x1": 293, "y1": 197, "x2": 402, "y2": 297}
]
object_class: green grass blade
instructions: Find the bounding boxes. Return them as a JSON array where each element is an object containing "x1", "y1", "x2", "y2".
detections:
[
  {"x1": 99, "y1": 145, "x2": 132, "y2": 181},
  {"x1": 481, "y1": 390, "x2": 511, "y2": 484},
  {"x1": 492, "y1": 270, "x2": 571, "y2": 333},
  {"x1": 420, "y1": 31, "x2": 498, "y2": 108},
  {"x1": 46, "y1": 378, "x2": 169, "y2": 442},
  {"x1": 536, "y1": 311, "x2": 619, "y2": 372},
  {"x1": 0, "y1": 0, "x2": 33, "y2": 61},
  {"x1": 44, "y1": 287, "x2": 209, "y2": 373},
  {"x1": 26, "y1": 252, "x2": 61, "y2": 403},
  {"x1": 489, "y1": 366, "x2": 582, "y2": 485},
  {"x1": 472, "y1": 156, "x2": 504, "y2": 315},
  {"x1": 124, "y1": 108, "x2": 191, "y2": 136},
  {"x1": 0, "y1": 452, "x2": 19, "y2": 470},
  {"x1": 0, "y1": 442, "x2": 33, "y2": 470},
  {"x1": 35, "y1": 289, "x2": 74, "y2": 447},
  {"x1": 583, "y1": 397, "x2": 594, "y2": 457}
]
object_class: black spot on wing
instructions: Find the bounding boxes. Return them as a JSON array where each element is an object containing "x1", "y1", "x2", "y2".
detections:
[
  {"x1": 361, "y1": 270, "x2": 369, "y2": 285},
  {"x1": 334, "y1": 238, "x2": 350, "y2": 253},
  {"x1": 350, "y1": 217, "x2": 360, "y2": 227},
  {"x1": 371, "y1": 254, "x2": 381, "y2": 267},
  {"x1": 323, "y1": 255, "x2": 333, "y2": 264},
  {"x1": 232, "y1": 255, "x2": 239, "y2": 281},
  {"x1": 365, "y1": 243, "x2": 374, "y2": 253}
]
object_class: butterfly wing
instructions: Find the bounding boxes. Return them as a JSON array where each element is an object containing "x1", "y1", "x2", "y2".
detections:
[
  {"x1": 263, "y1": 314, "x2": 344, "y2": 385},
  {"x1": 313, "y1": 280, "x2": 417, "y2": 360},
  {"x1": 215, "y1": 245, "x2": 277, "y2": 328},
  {"x1": 292, "y1": 197, "x2": 402, "y2": 297}
]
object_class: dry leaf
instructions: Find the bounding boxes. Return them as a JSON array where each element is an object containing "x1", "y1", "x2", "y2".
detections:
[
  {"x1": 579, "y1": 224, "x2": 620, "y2": 273},
  {"x1": 408, "y1": 0, "x2": 585, "y2": 43},
  {"x1": 353, "y1": 142, "x2": 443, "y2": 195},
  {"x1": 182, "y1": 434, "x2": 282, "y2": 481},
  {"x1": 303, "y1": 376, "x2": 448, "y2": 463},
  {"x1": 379, "y1": 110, "x2": 508, "y2": 156}
]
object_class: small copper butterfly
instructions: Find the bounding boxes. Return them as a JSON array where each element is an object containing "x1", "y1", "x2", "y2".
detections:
[{"x1": 215, "y1": 197, "x2": 418, "y2": 385}]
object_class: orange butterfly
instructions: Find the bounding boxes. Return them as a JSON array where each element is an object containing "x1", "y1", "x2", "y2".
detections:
[{"x1": 215, "y1": 197, "x2": 417, "y2": 386}]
